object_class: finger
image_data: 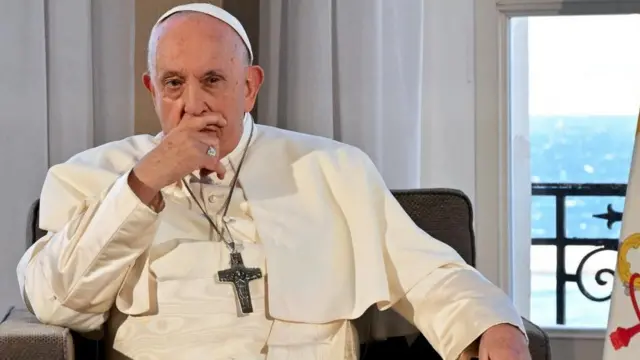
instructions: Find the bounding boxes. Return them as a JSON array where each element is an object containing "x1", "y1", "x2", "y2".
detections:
[
  {"x1": 180, "y1": 113, "x2": 227, "y2": 131},
  {"x1": 200, "y1": 156, "x2": 226, "y2": 178},
  {"x1": 478, "y1": 345, "x2": 490, "y2": 360},
  {"x1": 201, "y1": 162, "x2": 226, "y2": 180},
  {"x1": 214, "y1": 161, "x2": 226, "y2": 179},
  {"x1": 198, "y1": 166, "x2": 224, "y2": 179},
  {"x1": 191, "y1": 134, "x2": 225, "y2": 178},
  {"x1": 158, "y1": 98, "x2": 186, "y2": 137},
  {"x1": 191, "y1": 131, "x2": 219, "y2": 148}
]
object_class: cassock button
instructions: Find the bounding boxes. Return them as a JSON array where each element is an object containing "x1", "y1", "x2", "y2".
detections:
[{"x1": 240, "y1": 202, "x2": 251, "y2": 216}]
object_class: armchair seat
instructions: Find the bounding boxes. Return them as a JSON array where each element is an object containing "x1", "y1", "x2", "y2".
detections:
[{"x1": 1, "y1": 306, "x2": 73, "y2": 360}]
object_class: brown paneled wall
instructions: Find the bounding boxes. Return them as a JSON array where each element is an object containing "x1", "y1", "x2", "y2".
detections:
[{"x1": 134, "y1": 0, "x2": 260, "y2": 134}]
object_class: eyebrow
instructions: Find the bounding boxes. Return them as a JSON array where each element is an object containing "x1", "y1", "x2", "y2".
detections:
[
  {"x1": 159, "y1": 70, "x2": 185, "y2": 81},
  {"x1": 158, "y1": 69, "x2": 226, "y2": 81},
  {"x1": 201, "y1": 70, "x2": 226, "y2": 80}
]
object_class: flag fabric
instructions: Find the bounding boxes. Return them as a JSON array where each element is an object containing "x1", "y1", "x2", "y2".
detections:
[{"x1": 603, "y1": 112, "x2": 640, "y2": 360}]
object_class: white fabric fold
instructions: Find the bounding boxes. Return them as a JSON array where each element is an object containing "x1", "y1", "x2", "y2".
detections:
[
  {"x1": 17, "y1": 117, "x2": 526, "y2": 360},
  {"x1": 266, "y1": 320, "x2": 359, "y2": 360},
  {"x1": 19, "y1": 167, "x2": 159, "y2": 331}
]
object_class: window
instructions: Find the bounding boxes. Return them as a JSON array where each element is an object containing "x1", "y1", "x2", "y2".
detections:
[{"x1": 509, "y1": 14, "x2": 640, "y2": 328}]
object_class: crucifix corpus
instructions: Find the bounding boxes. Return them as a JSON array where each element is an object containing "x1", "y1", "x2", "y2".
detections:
[{"x1": 217, "y1": 252, "x2": 263, "y2": 314}]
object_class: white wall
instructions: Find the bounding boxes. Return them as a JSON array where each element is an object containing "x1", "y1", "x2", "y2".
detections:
[
  {"x1": 419, "y1": 0, "x2": 476, "y2": 209},
  {"x1": 419, "y1": 1, "x2": 516, "y2": 297},
  {"x1": 0, "y1": 0, "x2": 134, "y2": 313},
  {"x1": 551, "y1": 337, "x2": 605, "y2": 359}
]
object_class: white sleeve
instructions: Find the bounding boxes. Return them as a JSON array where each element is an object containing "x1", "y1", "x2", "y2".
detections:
[
  {"x1": 16, "y1": 170, "x2": 160, "y2": 333},
  {"x1": 392, "y1": 264, "x2": 527, "y2": 360}
]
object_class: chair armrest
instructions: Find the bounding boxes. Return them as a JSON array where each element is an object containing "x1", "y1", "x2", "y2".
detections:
[
  {"x1": 523, "y1": 317, "x2": 551, "y2": 360},
  {"x1": 0, "y1": 306, "x2": 74, "y2": 360}
]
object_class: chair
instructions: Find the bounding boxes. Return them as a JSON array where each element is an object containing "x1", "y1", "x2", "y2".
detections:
[{"x1": 1, "y1": 189, "x2": 550, "y2": 359}]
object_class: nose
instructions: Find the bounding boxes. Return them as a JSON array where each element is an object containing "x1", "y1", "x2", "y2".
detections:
[{"x1": 183, "y1": 82, "x2": 207, "y2": 116}]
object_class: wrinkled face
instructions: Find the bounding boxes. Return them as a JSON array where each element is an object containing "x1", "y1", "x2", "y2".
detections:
[{"x1": 143, "y1": 12, "x2": 263, "y2": 158}]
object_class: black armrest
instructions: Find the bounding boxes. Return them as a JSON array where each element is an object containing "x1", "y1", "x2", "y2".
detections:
[{"x1": 523, "y1": 317, "x2": 551, "y2": 360}]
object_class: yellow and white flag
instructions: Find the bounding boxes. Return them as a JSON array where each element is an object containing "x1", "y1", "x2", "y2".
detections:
[{"x1": 604, "y1": 112, "x2": 640, "y2": 360}]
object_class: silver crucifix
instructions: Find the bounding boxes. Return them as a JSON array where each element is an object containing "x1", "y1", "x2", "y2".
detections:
[{"x1": 217, "y1": 252, "x2": 263, "y2": 314}]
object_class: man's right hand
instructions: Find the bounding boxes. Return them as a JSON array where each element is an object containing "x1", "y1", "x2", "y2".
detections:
[{"x1": 129, "y1": 114, "x2": 228, "y2": 205}]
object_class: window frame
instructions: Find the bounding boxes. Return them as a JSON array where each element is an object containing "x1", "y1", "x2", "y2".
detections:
[{"x1": 474, "y1": 0, "x2": 640, "y2": 336}]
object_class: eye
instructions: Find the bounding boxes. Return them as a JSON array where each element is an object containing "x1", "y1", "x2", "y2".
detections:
[
  {"x1": 204, "y1": 76, "x2": 220, "y2": 85},
  {"x1": 164, "y1": 78, "x2": 183, "y2": 89}
]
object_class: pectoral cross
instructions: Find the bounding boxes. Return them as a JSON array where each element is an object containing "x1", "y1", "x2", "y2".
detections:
[{"x1": 217, "y1": 252, "x2": 263, "y2": 314}]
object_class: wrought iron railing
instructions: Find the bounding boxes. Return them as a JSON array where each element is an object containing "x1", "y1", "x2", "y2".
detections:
[{"x1": 532, "y1": 183, "x2": 627, "y2": 325}]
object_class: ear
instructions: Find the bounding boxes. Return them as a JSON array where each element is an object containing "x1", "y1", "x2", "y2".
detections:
[
  {"x1": 244, "y1": 65, "x2": 264, "y2": 113},
  {"x1": 143, "y1": 72, "x2": 156, "y2": 100}
]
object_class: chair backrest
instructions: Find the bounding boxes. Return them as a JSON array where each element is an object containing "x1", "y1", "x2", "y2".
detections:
[
  {"x1": 391, "y1": 188, "x2": 476, "y2": 266},
  {"x1": 27, "y1": 200, "x2": 45, "y2": 250},
  {"x1": 27, "y1": 189, "x2": 476, "y2": 263}
]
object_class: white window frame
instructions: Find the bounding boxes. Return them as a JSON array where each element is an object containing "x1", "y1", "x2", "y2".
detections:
[{"x1": 474, "y1": 0, "x2": 640, "y2": 338}]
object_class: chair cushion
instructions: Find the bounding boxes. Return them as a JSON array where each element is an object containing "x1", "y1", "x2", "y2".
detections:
[{"x1": 0, "y1": 306, "x2": 73, "y2": 360}]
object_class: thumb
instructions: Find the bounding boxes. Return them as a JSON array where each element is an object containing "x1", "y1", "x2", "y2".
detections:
[{"x1": 214, "y1": 162, "x2": 226, "y2": 180}]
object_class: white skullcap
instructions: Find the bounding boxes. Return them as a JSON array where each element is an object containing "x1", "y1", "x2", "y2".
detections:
[{"x1": 156, "y1": 3, "x2": 253, "y2": 63}]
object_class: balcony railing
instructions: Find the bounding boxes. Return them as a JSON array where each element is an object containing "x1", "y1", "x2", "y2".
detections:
[{"x1": 532, "y1": 182, "x2": 627, "y2": 325}]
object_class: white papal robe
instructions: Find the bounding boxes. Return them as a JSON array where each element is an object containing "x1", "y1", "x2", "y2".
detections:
[{"x1": 17, "y1": 114, "x2": 525, "y2": 360}]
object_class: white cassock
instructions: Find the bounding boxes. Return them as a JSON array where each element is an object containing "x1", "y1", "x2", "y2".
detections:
[{"x1": 16, "y1": 114, "x2": 526, "y2": 360}]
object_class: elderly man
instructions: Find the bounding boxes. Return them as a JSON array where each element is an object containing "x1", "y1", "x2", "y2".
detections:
[{"x1": 17, "y1": 3, "x2": 529, "y2": 360}]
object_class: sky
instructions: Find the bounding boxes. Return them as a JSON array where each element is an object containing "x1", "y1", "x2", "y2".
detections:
[{"x1": 527, "y1": 14, "x2": 640, "y2": 116}]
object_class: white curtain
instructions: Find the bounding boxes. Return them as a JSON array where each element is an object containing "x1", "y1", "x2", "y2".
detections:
[
  {"x1": 256, "y1": 0, "x2": 479, "y2": 340},
  {"x1": 0, "y1": 0, "x2": 134, "y2": 313},
  {"x1": 0, "y1": 0, "x2": 49, "y2": 313},
  {"x1": 47, "y1": 0, "x2": 135, "y2": 165},
  {"x1": 258, "y1": 0, "x2": 424, "y2": 189}
]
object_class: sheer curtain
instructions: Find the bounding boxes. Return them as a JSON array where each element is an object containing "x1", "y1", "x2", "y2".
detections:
[
  {"x1": 0, "y1": 0, "x2": 134, "y2": 314},
  {"x1": 47, "y1": 0, "x2": 134, "y2": 165},
  {"x1": 257, "y1": 0, "x2": 479, "y2": 341},
  {"x1": 258, "y1": 0, "x2": 424, "y2": 189},
  {"x1": 0, "y1": 0, "x2": 49, "y2": 313}
]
